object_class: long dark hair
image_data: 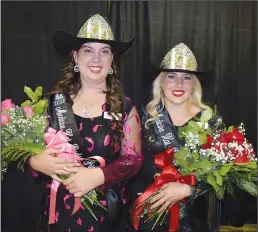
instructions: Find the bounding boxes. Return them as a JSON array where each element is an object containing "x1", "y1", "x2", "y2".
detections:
[{"x1": 49, "y1": 47, "x2": 125, "y2": 150}]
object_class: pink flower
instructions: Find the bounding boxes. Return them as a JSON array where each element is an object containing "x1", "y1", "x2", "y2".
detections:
[
  {"x1": 93, "y1": 125, "x2": 102, "y2": 132},
  {"x1": 100, "y1": 215, "x2": 105, "y2": 222},
  {"x1": 100, "y1": 200, "x2": 106, "y2": 206},
  {"x1": 1, "y1": 113, "x2": 10, "y2": 125},
  {"x1": 64, "y1": 194, "x2": 72, "y2": 210},
  {"x1": 24, "y1": 105, "x2": 34, "y2": 118},
  {"x1": 1, "y1": 99, "x2": 15, "y2": 112},
  {"x1": 88, "y1": 226, "x2": 94, "y2": 232},
  {"x1": 104, "y1": 135, "x2": 110, "y2": 146},
  {"x1": 123, "y1": 124, "x2": 131, "y2": 135},
  {"x1": 77, "y1": 217, "x2": 82, "y2": 226},
  {"x1": 85, "y1": 137, "x2": 95, "y2": 151}
]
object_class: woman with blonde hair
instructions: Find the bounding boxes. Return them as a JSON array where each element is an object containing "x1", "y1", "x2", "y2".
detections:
[{"x1": 130, "y1": 43, "x2": 221, "y2": 232}]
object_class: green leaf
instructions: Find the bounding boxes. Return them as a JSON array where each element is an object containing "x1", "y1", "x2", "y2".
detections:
[
  {"x1": 23, "y1": 143, "x2": 45, "y2": 153},
  {"x1": 24, "y1": 86, "x2": 37, "y2": 103},
  {"x1": 219, "y1": 164, "x2": 232, "y2": 176},
  {"x1": 189, "y1": 160, "x2": 214, "y2": 173},
  {"x1": 205, "y1": 127, "x2": 213, "y2": 135},
  {"x1": 178, "y1": 121, "x2": 201, "y2": 137},
  {"x1": 200, "y1": 108, "x2": 213, "y2": 123},
  {"x1": 34, "y1": 99, "x2": 48, "y2": 115},
  {"x1": 214, "y1": 171, "x2": 223, "y2": 186},
  {"x1": 207, "y1": 173, "x2": 225, "y2": 200},
  {"x1": 235, "y1": 180, "x2": 257, "y2": 196},
  {"x1": 174, "y1": 148, "x2": 187, "y2": 160},
  {"x1": 192, "y1": 152, "x2": 199, "y2": 161},
  {"x1": 225, "y1": 181, "x2": 235, "y2": 198},
  {"x1": 234, "y1": 162, "x2": 257, "y2": 169},
  {"x1": 21, "y1": 100, "x2": 32, "y2": 108},
  {"x1": 34, "y1": 86, "x2": 43, "y2": 98},
  {"x1": 174, "y1": 148, "x2": 190, "y2": 169},
  {"x1": 180, "y1": 169, "x2": 191, "y2": 175},
  {"x1": 227, "y1": 126, "x2": 234, "y2": 132},
  {"x1": 198, "y1": 133, "x2": 207, "y2": 145}
]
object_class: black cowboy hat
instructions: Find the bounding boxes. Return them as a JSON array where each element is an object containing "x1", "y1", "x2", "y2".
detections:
[
  {"x1": 143, "y1": 43, "x2": 215, "y2": 84},
  {"x1": 52, "y1": 14, "x2": 135, "y2": 58}
]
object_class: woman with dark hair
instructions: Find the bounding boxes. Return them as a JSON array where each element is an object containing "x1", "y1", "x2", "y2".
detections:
[
  {"x1": 3, "y1": 14, "x2": 143, "y2": 232},
  {"x1": 130, "y1": 43, "x2": 221, "y2": 232}
]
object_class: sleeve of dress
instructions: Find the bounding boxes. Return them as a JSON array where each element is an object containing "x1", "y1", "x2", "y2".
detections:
[{"x1": 100, "y1": 105, "x2": 143, "y2": 189}]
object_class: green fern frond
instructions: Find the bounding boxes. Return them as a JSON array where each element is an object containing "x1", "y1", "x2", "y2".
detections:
[{"x1": 1, "y1": 142, "x2": 45, "y2": 174}]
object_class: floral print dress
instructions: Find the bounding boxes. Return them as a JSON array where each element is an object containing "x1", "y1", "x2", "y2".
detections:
[{"x1": 39, "y1": 97, "x2": 143, "y2": 232}]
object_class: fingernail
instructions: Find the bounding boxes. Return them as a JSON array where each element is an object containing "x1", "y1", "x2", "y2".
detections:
[{"x1": 59, "y1": 147, "x2": 64, "y2": 152}]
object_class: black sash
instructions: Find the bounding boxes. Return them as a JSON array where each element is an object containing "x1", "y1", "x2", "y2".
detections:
[
  {"x1": 142, "y1": 103, "x2": 185, "y2": 152},
  {"x1": 47, "y1": 92, "x2": 122, "y2": 227},
  {"x1": 47, "y1": 93, "x2": 84, "y2": 157}
]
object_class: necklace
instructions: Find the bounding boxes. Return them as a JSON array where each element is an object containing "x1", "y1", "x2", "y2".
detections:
[
  {"x1": 81, "y1": 94, "x2": 105, "y2": 117},
  {"x1": 83, "y1": 107, "x2": 92, "y2": 117}
]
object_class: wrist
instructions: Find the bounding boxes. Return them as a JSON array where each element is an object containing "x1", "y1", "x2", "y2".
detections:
[
  {"x1": 93, "y1": 168, "x2": 105, "y2": 186},
  {"x1": 182, "y1": 184, "x2": 192, "y2": 197},
  {"x1": 29, "y1": 156, "x2": 35, "y2": 168}
]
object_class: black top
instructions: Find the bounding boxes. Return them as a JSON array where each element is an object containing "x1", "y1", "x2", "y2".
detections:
[{"x1": 129, "y1": 105, "x2": 221, "y2": 232}]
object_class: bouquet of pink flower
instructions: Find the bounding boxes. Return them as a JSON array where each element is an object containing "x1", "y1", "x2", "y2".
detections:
[
  {"x1": 1, "y1": 86, "x2": 106, "y2": 222},
  {"x1": 1, "y1": 86, "x2": 48, "y2": 172}
]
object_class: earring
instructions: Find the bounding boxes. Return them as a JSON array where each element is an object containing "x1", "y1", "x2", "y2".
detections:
[
  {"x1": 192, "y1": 88, "x2": 195, "y2": 94},
  {"x1": 109, "y1": 68, "x2": 113, "y2": 75},
  {"x1": 74, "y1": 64, "x2": 79, "y2": 73}
]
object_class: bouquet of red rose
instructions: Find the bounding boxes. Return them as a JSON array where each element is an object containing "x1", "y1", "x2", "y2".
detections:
[
  {"x1": 1, "y1": 86, "x2": 106, "y2": 223},
  {"x1": 131, "y1": 109, "x2": 257, "y2": 231},
  {"x1": 174, "y1": 108, "x2": 257, "y2": 200}
]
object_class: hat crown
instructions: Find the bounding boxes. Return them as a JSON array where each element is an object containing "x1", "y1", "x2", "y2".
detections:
[
  {"x1": 77, "y1": 14, "x2": 114, "y2": 41},
  {"x1": 160, "y1": 43, "x2": 198, "y2": 71}
]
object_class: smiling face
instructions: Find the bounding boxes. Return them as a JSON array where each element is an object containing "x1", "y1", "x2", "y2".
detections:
[
  {"x1": 161, "y1": 72, "x2": 195, "y2": 105},
  {"x1": 73, "y1": 42, "x2": 113, "y2": 83}
]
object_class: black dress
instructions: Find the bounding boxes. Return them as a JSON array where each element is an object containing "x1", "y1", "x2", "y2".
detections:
[
  {"x1": 2, "y1": 95, "x2": 143, "y2": 232},
  {"x1": 129, "y1": 105, "x2": 220, "y2": 232},
  {"x1": 39, "y1": 96, "x2": 143, "y2": 232}
]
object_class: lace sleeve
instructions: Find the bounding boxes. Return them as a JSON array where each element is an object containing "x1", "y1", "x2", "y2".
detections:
[{"x1": 100, "y1": 105, "x2": 143, "y2": 189}]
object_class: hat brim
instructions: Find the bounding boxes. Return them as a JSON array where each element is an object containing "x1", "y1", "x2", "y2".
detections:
[
  {"x1": 53, "y1": 30, "x2": 135, "y2": 58},
  {"x1": 143, "y1": 62, "x2": 215, "y2": 84},
  {"x1": 157, "y1": 67, "x2": 214, "y2": 75}
]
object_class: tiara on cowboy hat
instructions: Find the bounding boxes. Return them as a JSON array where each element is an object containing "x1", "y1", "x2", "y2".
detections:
[
  {"x1": 53, "y1": 14, "x2": 135, "y2": 58},
  {"x1": 153, "y1": 43, "x2": 214, "y2": 81}
]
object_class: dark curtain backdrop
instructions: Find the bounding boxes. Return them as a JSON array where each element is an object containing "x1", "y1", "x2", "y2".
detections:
[{"x1": 2, "y1": 0, "x2": 257, "y2": 228}]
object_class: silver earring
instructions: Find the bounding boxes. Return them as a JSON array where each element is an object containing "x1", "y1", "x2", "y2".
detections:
[
  {"x1": 109, "y1": 68, "x2": 113, "y2": 75},
  {"x1": 74, "y1": 64, "x2": 79, "y2": 73}
]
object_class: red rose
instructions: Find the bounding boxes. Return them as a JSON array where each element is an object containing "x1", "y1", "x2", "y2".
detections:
[
  {"x1": 230, "y1": 147, "x2": 239, "y2": 157},
  {"x1": 201, "y1": 135, "x2": 214, "y2": 149},
  {"x1": 218, "y1": 132, "x2": 228, "y2": 143},
  {"x1": 234, "y1": 155, "x2": 250, "y2": 163},
  {"x1": 226, "y1": 127, "x2": 244, "y2": 145}
]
